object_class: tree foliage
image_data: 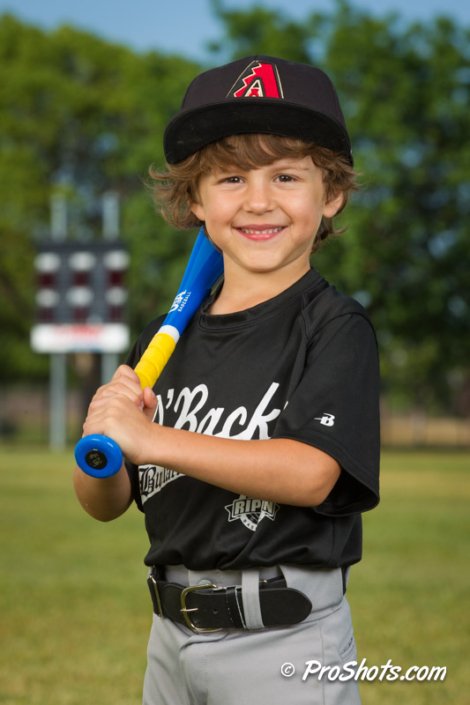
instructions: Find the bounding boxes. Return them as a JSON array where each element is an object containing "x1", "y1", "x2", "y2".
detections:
[
  {"x1": 0, "y1": 3, "x2": 469, "y2": 413},
  {"x1": 209, "y1": 0, "x2": 470, "y2": 413},
  {"x1": 0, "y1": 14, "x2": 200, "y2": 380}
]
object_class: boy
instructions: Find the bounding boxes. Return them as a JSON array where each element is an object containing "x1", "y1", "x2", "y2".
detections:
[{"x1": 74, "y1": 56, "x2": 380, "y2": 704}]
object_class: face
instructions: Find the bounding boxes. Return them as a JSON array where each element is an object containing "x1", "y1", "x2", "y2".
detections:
[{"x1": 191, "y1": 156, "x2": 344, "y2": 280}]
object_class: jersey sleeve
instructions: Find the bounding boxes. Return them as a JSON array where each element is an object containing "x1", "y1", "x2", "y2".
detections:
[{"x1": 272, "y1": 311, "x2": 380, "y2": 516}]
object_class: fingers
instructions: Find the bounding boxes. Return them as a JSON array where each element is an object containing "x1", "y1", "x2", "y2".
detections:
[
  {"x1": 82, "y1": 365, "x2": 159, "y2": 437},
  {"x1": 142, "y1": 386, "x2": 158, "y2": 421},
  {"x1": 82, "y1": 361, "x2": 161, "y2": 435},
  {"x1": 82, "y1": 394, "x2": 134, "y2": 439},
  {"x1": 112, "y1": 364, "x2": 140, "y2": 383},
  {"x1": 94, "y1": 365, "x2": 143, "y2": 405},
  {"x1": 111, "y1": 365, "x2": 142, "y2": 396}
]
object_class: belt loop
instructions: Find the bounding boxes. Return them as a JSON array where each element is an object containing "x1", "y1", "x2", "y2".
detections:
[
  {"x1": 147, "y1": 569, "x2": 163, "y2": 616},
  {"x1": 342, "y1": 566, "x2": 350, "y2": 593},
  {"x1": 241, "y1": 569, "x2": 265, "y2": 629}
]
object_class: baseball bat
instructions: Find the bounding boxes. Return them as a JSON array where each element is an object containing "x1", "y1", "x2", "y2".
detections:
[{"x1": 74, "y1": 227, "x2": 223, "y2": 478}]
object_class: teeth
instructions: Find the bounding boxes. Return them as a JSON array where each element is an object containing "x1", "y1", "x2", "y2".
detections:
[{"x1": 241, "y1": 227, "x2": 283, "y2": 235}]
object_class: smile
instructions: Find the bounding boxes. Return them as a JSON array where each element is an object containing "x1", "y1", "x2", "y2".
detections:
[{"x1": 237, "y1": 226, "x2": 285, "y2": 240}]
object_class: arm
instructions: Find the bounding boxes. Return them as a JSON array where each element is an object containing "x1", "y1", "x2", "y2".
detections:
[
  {"x1": 73, "y1": 366, "x2": 157, "y2": 521},
  {"x1": 83, "y1": 366, "x2": 340, "y2": 508},
  {"x1": 73, "y1": 464, "x2": 132, "y2": 521},
  {"x1": 137, "y1": 426, "x2": 340, "y2": 507}
]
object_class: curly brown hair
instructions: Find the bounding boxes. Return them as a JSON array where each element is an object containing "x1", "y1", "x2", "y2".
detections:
[{"x1": 149, "y1": 134, "x2": 357, "y2": 250}]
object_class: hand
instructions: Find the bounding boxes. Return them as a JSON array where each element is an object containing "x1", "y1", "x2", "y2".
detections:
[{"x1": 82, "y1": 365, "x2": 158, "y2": 464}]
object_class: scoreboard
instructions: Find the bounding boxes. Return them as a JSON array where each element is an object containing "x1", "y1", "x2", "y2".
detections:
[{"x1": 31, "y1": 241, "x2": 130, "y2": 353}]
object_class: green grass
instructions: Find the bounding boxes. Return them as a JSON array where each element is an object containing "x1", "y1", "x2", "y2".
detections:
[
  {"x1": 350, "y1": 450, "x2": 470, "y2": 704},
  {"x1": 0, "y1": 448, "x2": 149, "y2": 705},
  {"x1": 0, "y1": 447, "x2": 468, "y2": 704}
]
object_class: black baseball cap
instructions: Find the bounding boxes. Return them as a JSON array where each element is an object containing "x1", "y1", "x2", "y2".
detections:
[{"x1": 164, "y1": 55, "x2": 352, "y2": 165}]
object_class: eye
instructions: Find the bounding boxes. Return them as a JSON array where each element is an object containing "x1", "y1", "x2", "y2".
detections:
[
  {"x1": 214, "y1": 170, "x2": 244, "y2": 184},
  {"x1": 276, "y1": 173, "x2": 298, "y2": 183}
]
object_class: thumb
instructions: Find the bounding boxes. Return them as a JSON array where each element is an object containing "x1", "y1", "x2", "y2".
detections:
[{"x1": 142, "y1": 387, "x2": 158, "y2": 421}]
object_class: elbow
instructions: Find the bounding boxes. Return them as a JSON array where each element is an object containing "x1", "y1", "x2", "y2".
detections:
[
  {"x1": 90, "y1": 507, "x2": 128, "y2": 522},
  {"x1": 294, "y1": 485, "x2": 332, "y2": 508},
  {"x1": 85, "y1": 498, "x2": 132, "y2": 522},
  {"x1": 295, "y1": 466, "x2": 341, "y2": 508},
  {"x1": 72, "y1": 466, "x2": 132, "y2": 522},
  {"x1": 308, "y1": 485, "x2": 334, "y2": 508},
  {"x1": 76, "y1": 495, "x2": 130, "y2": 522},
  {"x1": 275, "y1": 439, "x2": 341, "y2": 507}
]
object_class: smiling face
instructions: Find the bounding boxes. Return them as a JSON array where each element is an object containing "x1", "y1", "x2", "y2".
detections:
[{"x1": 191, "y1": 155, "x2": 344, "y2": 281}]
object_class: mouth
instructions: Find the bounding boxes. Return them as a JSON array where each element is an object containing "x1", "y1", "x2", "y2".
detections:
[{"x1": 236, "y1": 225, "x2": 286, "y2": 241}]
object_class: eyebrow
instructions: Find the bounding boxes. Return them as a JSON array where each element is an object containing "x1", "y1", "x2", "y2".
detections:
[
  {"x1": 213, "y1": 161, "x2": 312, "y2": 174},
  {"x1": 274, "y1": 160, "x2": 312, "y2": 170}
]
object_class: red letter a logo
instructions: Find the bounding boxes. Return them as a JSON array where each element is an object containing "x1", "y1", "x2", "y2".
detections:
[{"x1": 229, "y1": 61, "x2": 283, "y2": 99}]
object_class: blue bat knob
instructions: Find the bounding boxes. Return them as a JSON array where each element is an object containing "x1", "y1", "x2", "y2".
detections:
[{"x1": 74, "y1": 434, "x2": 123, "y2": 478}]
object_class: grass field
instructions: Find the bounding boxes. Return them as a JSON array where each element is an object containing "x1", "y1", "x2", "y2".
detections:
[{"x1": 0, "y1": 447, "x2": 468, "y2": 704}]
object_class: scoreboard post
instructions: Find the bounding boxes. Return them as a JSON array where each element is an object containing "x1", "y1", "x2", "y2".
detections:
[{"x1": 31, "y1": 193, "x2": 130, "y2": 448}]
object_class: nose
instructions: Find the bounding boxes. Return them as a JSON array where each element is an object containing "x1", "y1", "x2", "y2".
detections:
[{"x1": 243, "y1": 176, "x2": 274, "y2": 213}]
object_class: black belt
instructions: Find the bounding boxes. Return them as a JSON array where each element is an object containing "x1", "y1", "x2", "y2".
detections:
[{"x1": 147, "y1": 568, "x2": 313, "y2": 633}]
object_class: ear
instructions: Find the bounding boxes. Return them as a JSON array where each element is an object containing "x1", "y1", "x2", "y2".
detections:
[
  {"x1": 190, "y1": 201, "x2": 205, "y2": 222},
  {"x1": 323, "y1": 191, "x2": 345, "y2": 219}
]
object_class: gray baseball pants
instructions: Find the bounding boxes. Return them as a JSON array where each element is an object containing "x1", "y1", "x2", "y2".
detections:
[{"x1": 143, "y1": 564, "x2": 361, "y2": 705}]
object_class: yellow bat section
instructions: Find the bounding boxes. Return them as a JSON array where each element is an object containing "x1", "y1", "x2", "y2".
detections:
[{"x1": 134, "y1": 331, "x2": 177, "y2": 390}]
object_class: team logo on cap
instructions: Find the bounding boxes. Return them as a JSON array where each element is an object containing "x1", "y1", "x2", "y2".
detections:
[{"x1": 229, "y1": 61, "x2": 284, "y2": 99}]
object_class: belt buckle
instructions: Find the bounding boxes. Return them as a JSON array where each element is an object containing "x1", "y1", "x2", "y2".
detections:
[{"x1": 180, "y1": 582, "x2": 223, "y2": 633}]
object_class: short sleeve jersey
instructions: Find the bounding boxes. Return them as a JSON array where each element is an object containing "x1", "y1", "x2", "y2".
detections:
[{"x1": 126, "y1": 268, "x2": 380, "y2": 571}]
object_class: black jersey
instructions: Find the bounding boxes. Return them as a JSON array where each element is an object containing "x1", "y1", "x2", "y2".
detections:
[{"x1": 126, "y1": 268, "x2": 380, "y2": 570}]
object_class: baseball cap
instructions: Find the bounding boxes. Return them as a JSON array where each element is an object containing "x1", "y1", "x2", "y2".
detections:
[{"x1": 164, "y1": 55, "x2": 352, "y2": 165}]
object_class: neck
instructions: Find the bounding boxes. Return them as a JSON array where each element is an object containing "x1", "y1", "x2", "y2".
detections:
[{"x1": 209, "y1": 260, "x2": 311, "y2": 315}]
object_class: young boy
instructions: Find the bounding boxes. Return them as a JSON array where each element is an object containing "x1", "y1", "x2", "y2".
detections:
[{"x1": 74, "y1": 56, "x2": 380, "y2": 705}]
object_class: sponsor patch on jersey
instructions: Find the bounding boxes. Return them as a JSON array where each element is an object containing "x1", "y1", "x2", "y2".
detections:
[
  {"x1": 225, "y1": 494, "x2": 280, "y2": 532},
  {"x1": 229, "y1": 60, "x2": 284, "y2": 99},
  {"x1": 139, "y1": 464, "x2": 183, "y2": 504}
]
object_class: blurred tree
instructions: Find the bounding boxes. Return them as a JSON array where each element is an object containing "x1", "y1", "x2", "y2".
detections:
[
  {"x1": 322, "y1": 2, "x2": 470, "y2": 413},
  {"x1": 0, "y1": 14, "x2": 201, "y2": 382},
  {"x1": 209, "y1": 0, "x2": 470, "y2": 413},
  {"x1": 0, "y1": 3, "x2": 469, "y2": 414}
]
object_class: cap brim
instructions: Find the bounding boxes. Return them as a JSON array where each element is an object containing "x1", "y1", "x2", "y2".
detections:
[{"x1": 164, "y1": 100, "x2": 352, "y2": 165}]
